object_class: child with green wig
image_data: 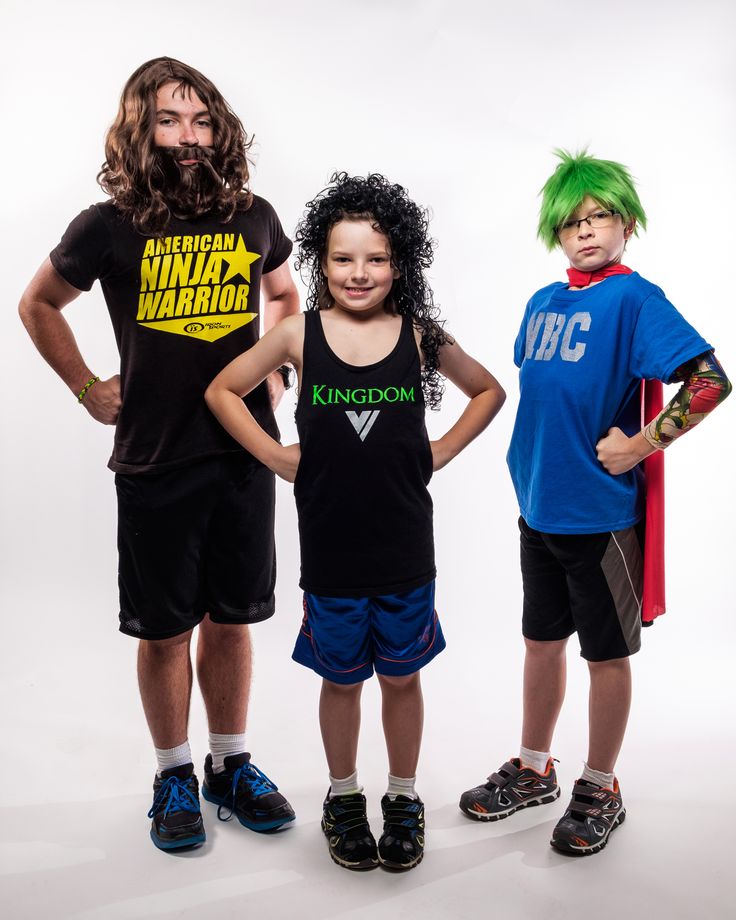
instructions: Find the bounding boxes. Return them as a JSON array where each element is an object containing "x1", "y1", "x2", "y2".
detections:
[{"x1": 459, "y1": 149, "x2": 730, "y2": 855}]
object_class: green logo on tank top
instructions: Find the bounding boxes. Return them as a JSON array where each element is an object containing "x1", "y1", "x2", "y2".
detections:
[{"x1": 311, "y1": 385, "x2": 415, "y2": 406}]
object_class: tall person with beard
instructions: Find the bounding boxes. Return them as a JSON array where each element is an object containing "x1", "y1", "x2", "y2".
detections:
[{"x1": 19, "y1": 58, "x2": 299, "y2": 851}]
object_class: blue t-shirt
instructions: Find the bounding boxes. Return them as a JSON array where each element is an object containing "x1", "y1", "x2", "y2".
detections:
[{"x1": 506, "y1": 272, "x2": 711, "y2": 534}]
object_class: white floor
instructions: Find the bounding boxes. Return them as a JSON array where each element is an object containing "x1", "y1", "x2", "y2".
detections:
[
  {"x1": 1, "y1": 770, "x2": 729, "y2": 920},
  {"x1": 2, "y1": 557, "x2": 734, "y2": 920}
]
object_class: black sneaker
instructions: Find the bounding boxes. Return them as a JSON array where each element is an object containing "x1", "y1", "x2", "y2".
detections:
[
  {"x1": 321, "y1": 791, "x2": 378, "y2": 871},
  {"x1": 378, "y1": 794, "x2": 425, "y2": 871},
  {"x1": 202, "y1": 752, "x2": 295, "y2": 832},
  {"x1": 550, "y1": 777, "x2": 625, "y2": 856},
  {"x1": 148, "y1": 762, "x2": 206, "y2": 851},
  {"x1": 459, "y1": 758, "x2": 560, "y2": 821}
]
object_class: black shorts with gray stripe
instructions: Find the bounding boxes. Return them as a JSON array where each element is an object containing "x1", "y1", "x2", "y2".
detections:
[{"x1": 519, "y1": 516, "x2": 644, "y2": 661}]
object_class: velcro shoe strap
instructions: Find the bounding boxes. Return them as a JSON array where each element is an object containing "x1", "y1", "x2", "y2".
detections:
[
  {"x1": 572, "y1": 783, "x2": 613, "y2": 801},
  {"x1": 488, "y1": 762, "x2": 519, "y2": 787},
  {"x1": 570, "y1": 800, "x2": 611, "y2": 819}
]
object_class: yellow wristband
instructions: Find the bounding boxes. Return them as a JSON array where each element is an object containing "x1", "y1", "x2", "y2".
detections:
[{"x1": 77, "y1": 376, "x2": 100, "y2": 403}]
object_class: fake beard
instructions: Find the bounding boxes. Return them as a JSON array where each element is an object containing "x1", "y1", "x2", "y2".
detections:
[{"x1": 153, "y1": 145, "x2": 223, "y2": 218}]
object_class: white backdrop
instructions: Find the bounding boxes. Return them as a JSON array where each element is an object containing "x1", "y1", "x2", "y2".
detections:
[{"x1": 1, "y1": 1, "x2": 734, "y2": 918}]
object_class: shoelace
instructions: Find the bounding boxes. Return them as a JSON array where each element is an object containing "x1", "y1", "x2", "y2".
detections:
[
  {"x1": 148, "y1": 776, "x2": 200, "y2": 819},
  {"x1": 217, "y1": 762, "x2": 277, "y2": 821}
]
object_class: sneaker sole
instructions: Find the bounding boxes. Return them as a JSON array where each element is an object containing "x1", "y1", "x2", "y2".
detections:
[
  {"x1": 323, "y1": 831, "x2": 379, "y2": 871},
  {"x1": 550, "y1": 808, "x2": 626, "y2": 856},
  {"x1": 460, "y1": 786, "x2": 560, "y2": 822},
  {"x1": 378, "y1": 851, "x2": 424, "y2": 871},
  {"x1": 201, "y1": 786, "x2": 295, "y2": 832},
  {"x1": 150, "y1": 830, "x2": 206, "y2": 851}
]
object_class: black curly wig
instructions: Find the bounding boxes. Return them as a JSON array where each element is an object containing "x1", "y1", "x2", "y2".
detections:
[{"x1": 294, "y1": 172, "x2": 450, "y2": 409}]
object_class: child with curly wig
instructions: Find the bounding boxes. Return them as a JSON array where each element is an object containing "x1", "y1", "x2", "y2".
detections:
[{"x1": 206, "y1": 172, "x2": 505, "y2": 871}]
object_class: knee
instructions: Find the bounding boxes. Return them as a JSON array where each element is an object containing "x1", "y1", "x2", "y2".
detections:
[
  {"x1": 199, "y1": 616, "x2": 250, "y2": 647},
  {"x1": 588, "y1": 656, "x2": 631, "y2": 674},
  {"x1": 524, "y1": 637, "x2": 567, "y2": 659},
  {"x1": 322, "y1": 679, "x2": 363, "y2": 698},
  {"x1": 139, "y1": 630, "x2": 192, "y2": 659},
  {"x1": 377, "y1": 672, "x2": 421, "y2": 692}
]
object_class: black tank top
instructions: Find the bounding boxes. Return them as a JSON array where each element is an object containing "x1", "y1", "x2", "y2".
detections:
[{"x1": 294, "y1": 310, "x2": 435, "y2": 597}]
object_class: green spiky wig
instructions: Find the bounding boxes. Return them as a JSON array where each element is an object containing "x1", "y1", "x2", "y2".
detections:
[{"x1": 537, "y1": 149, "x2": 648, "y2": 250}]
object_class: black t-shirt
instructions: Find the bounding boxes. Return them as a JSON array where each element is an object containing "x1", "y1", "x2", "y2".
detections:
[
  {"x1": 294, "y1": 311, "x2": 435, "y2": 596},
  {"x1": 50, "y1": 196, "x2": 292, "y2": 473}
]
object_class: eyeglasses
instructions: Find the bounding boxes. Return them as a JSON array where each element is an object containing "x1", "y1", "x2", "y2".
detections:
[{"x1": 557, "y1": 209, "x2": 620, "y2": 238}]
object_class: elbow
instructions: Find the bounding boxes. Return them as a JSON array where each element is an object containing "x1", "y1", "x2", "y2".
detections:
[
  {"x1": 204, "y1": 382, "x2": 219, "y2": 412},
  {"x1": 18, "y1": 294, "x2": 34, "y2": 329}
]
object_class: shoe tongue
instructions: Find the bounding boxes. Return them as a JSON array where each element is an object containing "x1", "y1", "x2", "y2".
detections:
[
  {"x1": 223, "y1": 752, "x2": 251, "y2": 770},
  {"x1": 160, "y1": 762, "x2": 194, "y2": 780}
]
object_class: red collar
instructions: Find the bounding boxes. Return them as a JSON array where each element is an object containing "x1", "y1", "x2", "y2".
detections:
[{"x1": 567, "y1": 263, "x2": 632, "y2": 288}]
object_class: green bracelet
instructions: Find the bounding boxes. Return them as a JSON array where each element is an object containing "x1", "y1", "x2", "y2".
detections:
[{"x1": 77, "y1": 376, "x2": 100, "y2": 403}]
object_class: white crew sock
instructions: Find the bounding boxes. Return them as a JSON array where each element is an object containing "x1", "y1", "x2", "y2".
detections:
[
  {"x1": 386, "y1": 773, "x2": 417, "y2": 800},
  {"x1": 519, "y1": 745, "x2": 551, "y2": 774},
  {"x1": 209, "y1": 732, "x2": 246, "y2": 773},
  {"x1": 581, "y1": 762, "x2": 615, "y2": 789},
  {"x1": 155, "y1": 740, "x2": 192, "y2": 776},
  {"x1": 329, "y1": 770, "x2": 362, "y2": 797}
]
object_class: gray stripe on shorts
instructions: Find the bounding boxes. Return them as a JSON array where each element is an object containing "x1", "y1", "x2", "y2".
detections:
[{"x1": 602, "y1": 528, "x2": 643, "y2": 655}]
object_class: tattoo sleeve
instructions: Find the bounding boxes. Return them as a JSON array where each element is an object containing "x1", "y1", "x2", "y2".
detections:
[{"x1": 642, "y1": 351, "x2": 732, "y2": 449}]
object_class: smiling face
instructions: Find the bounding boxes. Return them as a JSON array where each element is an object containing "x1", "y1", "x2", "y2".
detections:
[
  {"x1": 153, "y1": 81, "x2": 214, "y2": 164},
  {"x1": 559, "y1": 195, "x2": 635, "y2": 272},
  {"x1": 322, "y1": 218, "x2": 400, "y2": 316}
]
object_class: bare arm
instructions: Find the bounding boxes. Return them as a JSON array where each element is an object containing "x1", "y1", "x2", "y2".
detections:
[
  {"x1": 205, "y1": 314, "x2": 304, "y2": 482},
  {"x1": 18, "y1": 258, "x2": 121, "y2": 424},
  {"x1": 597, "y1": 351, "x2": 731, "y2": 475},
  {"x1": 432, "y1": 338, "x2": 506, "y2": 471},
  {"x1": 260, "y1": 261, "x2": 300, "y2": 408}
]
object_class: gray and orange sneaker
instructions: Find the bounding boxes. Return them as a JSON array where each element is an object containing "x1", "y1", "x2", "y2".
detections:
[
  {"x1": 459, "y1": 758, "x2": 560, "y2": 821},
  {"x1": 550, "y1": 777, "x2": 625, "y2": 855}
]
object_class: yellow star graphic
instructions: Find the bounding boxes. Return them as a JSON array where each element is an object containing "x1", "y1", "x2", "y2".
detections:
[{"x1": 220, "y1": 235, "x2": 261, "y2": 284}]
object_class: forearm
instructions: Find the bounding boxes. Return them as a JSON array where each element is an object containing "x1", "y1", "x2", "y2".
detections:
[
  {"x1": 435, "y1": 386, "x2": 506, "y2": 462},
  {"x1": 205, "y1": 388, "x2": 283, "y2": 469},
  {"x1": 19, "y1": 299, "x2": 95, "y2": 394},
  {"x1": 642, "y1": 351, "x2": 731, "y2": 450}
]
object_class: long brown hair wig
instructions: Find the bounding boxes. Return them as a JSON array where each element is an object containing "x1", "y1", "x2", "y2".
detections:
[{"x1": 98, "y1": 57, "x2": 253, "y2": 235}]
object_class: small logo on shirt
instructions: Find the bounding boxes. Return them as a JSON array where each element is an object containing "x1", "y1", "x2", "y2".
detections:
[{"x1": 346, "y1": 410, "x2": 380, "y2": 441}]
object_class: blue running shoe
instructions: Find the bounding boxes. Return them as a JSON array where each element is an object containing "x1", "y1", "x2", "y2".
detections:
[
  {"x1": 202, "y1": 753, "x2": 295, "y2": 832},
  {"x1": 148, "y1": 763, "x2": 206, "y2": 851}
]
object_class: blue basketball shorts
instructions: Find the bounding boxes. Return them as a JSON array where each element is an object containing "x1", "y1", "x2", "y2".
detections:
[{"x1": 292, "y1": 580, "x2": 445, "y2": 684}]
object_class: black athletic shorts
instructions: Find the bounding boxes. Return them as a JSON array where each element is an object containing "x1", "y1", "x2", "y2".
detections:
[
  {"x1": 116, "y1": 453, "x2": 276, "y2": 640},
  {"x1": 519, "y1": 516, "x2": 644, "y2": 662}
]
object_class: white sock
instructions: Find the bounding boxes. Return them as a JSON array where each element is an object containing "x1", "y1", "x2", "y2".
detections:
[
  {"x1": 386, "y1": 773, "x2": 417, "y2": 800},
  {"x1": 581, "y1": 762, "x2": 615, "y2": 789},
  {"x1": 519, "y1": 745, "x2": 551, "y2": 774},
  {"x1": 209, "y1": 732, "x2": 246, "y2": 774},
  {"x1": 155, "y1": 740, "x2": 192, "y2": 776},
  {"x1": 329, "y1": 770, "x2": 362, "y2": 797}
]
